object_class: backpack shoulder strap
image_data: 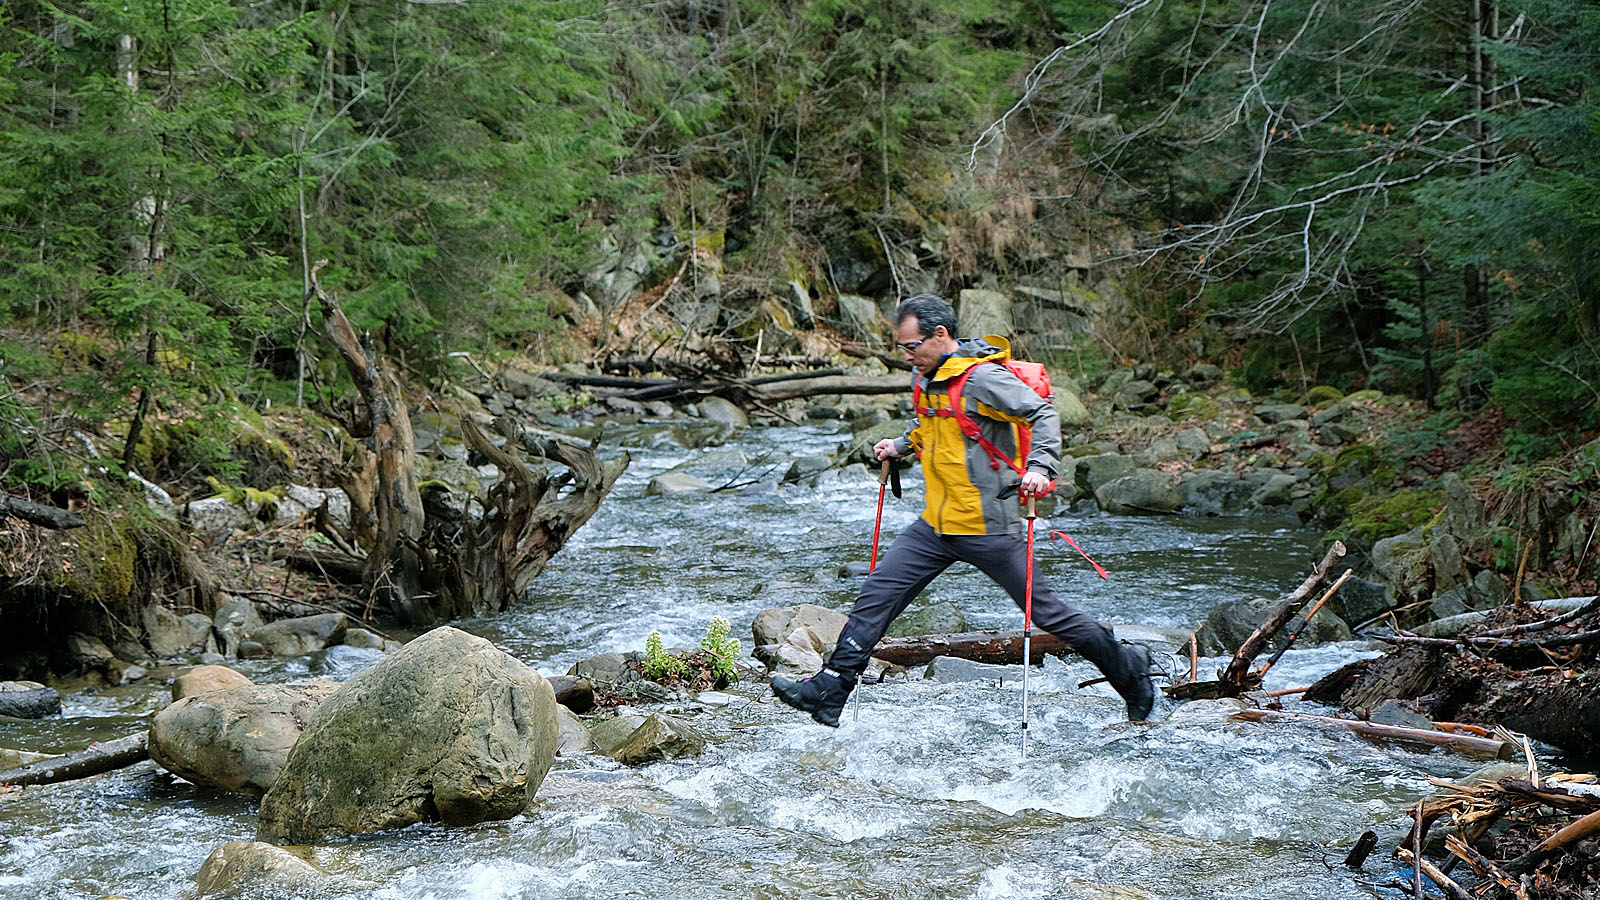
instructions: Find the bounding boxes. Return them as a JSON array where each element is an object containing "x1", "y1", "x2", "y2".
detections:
[{"x1": 947, "y1": 363, "x2": 1028, "y2": 476}]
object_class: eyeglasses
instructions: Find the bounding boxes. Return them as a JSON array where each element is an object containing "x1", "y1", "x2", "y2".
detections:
[{"x1": 898, "y1": 338, "x2": 926, "y2": 353}]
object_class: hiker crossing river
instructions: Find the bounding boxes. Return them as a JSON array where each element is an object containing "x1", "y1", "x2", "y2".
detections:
[
  {"x1": 772, "y1": 295, "x2": 1155, "y2": 729},
  {"x1": 1, "y1": 402, "x2": 1496, "y2": 899}
]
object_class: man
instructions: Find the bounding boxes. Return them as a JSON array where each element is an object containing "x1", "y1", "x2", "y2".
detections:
[{"x1": 772, "y1": 294, "x2": 1155, "y2": 727}]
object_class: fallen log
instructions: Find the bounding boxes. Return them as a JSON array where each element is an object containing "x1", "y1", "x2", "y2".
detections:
[
  {"x1": 752, "y1": 374, "x2": 910, "y2": 402},
  {"x1": 1229, "y1": 709, "x2": 1515, "y2": 759},
  {"x1": 0, "y1": 492, "x2": 85, "y2": 529},
  {"x1": 0, "y1": 732, "x2": 147, "y2": 786},
  {"x1": 1219, "y1": 541, "x2": 1345, "y2": 687},
  {"x1": 280, "y1": 546, "x2": 367, "y2": 586},
  {"x1": 871, "y1": 629, "x2": 1075, "y2": 668}
]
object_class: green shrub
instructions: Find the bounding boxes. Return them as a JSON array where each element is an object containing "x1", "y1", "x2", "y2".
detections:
[
  {"x1": 700, "y1": 616, "x2": 740, "y2": 686},
  {"x1": 642, "y1": 631, "x2": 687, "y2": 680}
]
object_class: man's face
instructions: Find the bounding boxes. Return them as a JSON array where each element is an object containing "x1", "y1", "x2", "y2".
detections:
[{"x1": 896, "y1": 317, "x2": 945, "y2": 376}]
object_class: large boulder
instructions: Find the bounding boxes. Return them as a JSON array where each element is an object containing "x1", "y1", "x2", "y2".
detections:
[
  {"x1": 1073, "y1": 454, "x2": 1136, "y2": 497},
  {"x1": 149, "y1": 681, "x2": 341, "y2": 796},
  {"x1": 212, "y1": 596, "x2": 264, "y2": 658},
  {"x1": 554, "y1": 705, "x2": 593, "y2": 756},
  {"x1": 1054, "y1": 389, "x2": 1091, "y2": 428},
  {"x1": 836, "y1": 294, "x2": 888, "y2": 343},
  {"x1": 696, "y1": 396, "x2": 748, "y2": 432},
  {"x1": 248, "y1": 613, "x2": 348, "y2": 658},
  {"x1": 1095, "y1": 470, "x2": 1183, "y2": 514},
  {"x1": 142, "y1": 606, "x2": 213, "y2": 658},
  {"x1": 957, "y1": 288, "x2": 1012, "y2": 340},
  {"x1": 257, "y1": 626, "x2": 558, "y2": 843},
  {"x1": 0, "y1": 681, "x2": 61, "y2": 719},
  {"x1": 588, "y1": 712, "x2": 705, "y2": 766},
  {"x1": 1178, "y1": 470, "x2": 1252, "y2": 515},
  {"x1": 752, "y1": 604, "x2": 848, "y2": 650},
  {"x1": 171, "y1": 665, "x2": 253, "y2": 701},
  {"x1": 193, "y1": 841, "x2": 326, "y2": 897},
  {"x1": 568, "y1": 652, "x2": 639, "y2": 688}
]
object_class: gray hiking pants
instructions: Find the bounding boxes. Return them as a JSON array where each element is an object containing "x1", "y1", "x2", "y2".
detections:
[{"x1": 828, "y1": 519, "x2": 1142, "y2": 695}]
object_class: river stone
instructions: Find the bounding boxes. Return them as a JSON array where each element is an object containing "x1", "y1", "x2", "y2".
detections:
[
  {"x1": 1328, "y1": 577, "x2": 1391, "y2": 626},
  {"x1": 1370, "y1": 526, "x2": 1430, "y2": 601},
  {"x1": 1178, "y1": 470, "x2": 1251, "y2": 515},
  {"x1": 1074, "y1": 454, "x2": 1136, "y2": 497},
  {"x1": 193, "y1": 841, "x2": 326, "y2": 896},
  {"x1": 172, "y1": 665, "x2": 253, "y2": 701},
  {"x1": 752, "y1": 604, "x2": 848, "y2": 650},
  {"x1": 696, "y1": 396, "x2": 748, "y2": 432},
  {"x1": 150, "y1": 681, "x2": 340, "y2": 796},
  {"x1": 257, "y1": 626, "x2": 559, "y2": 843},
  {"x1": 922, "y1": 656, "x2": 1024, "y2": 684},
  {"x1": 184, "y1": 496, "x2": 253, "y2": 544},
  {"x1": 645, "y1": 472, "x2": 714, "y2": 496},
  {"x1": 555, "y1": 705, "x2": 593, "y2": 756},
  {"x1": 1095, "y1": 470, "x2": 1183, "y2": 514},
  {"x1": 886, "y1": 600, "x2": 967, "y2": 637},
  {"x1": 1054, "y1": 389, "x2": 1091, "y2": 428},
  {"x1": 1370, "y1": 699, "x2": 1434, "y2": 731},
  {"x1": 1133, "y1": 437, "x2": 1183, "y2": 466},
  {"x1": 1174, "y1": 427, "x2": 1210, "y2": 456},
  {"x1": 764, "y1": 627, "x2": 827, "y2": 675},
  {"x1": 588, "y1": 712, "x2": 705, "y2": 766},
  {"x1": 213, "y1": 596, "x2": 264, "y2": 659},
  {"x1": 782, "y1": 455, "x2": 833, "y2": 486},
  {"x1": 141, "y1": 606, "x2": 210, "y2": 658},
  {"x1": 249, "y1": 613, "x2": 348, "y2": 658},
  {"x1": 1246, "y1": 473, "x2": 1298, "y2": 508},
  {"x1": 1183, "y1": 363, "x2": 1224, "y2": 385},
  {"x1": 1198, "y1": 596, "x2": 1351, "y2": 655},
  {"x1": 341, "y1": 627, "x2": 386, "y2": 650},
  {"x1": 547, "y1": 675, "x2": 595, "y2": 713},
  {"x1": 568, "y1": 652, "x2": 639, "y2": 688},
  {"x1": 0, "y1": 681, "x2": 61, "y2": 719}
]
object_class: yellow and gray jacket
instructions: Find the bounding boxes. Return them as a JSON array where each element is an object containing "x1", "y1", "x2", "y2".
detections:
[{"x1": 892, "y1": 337, "x2": 1062, "y2": 536}]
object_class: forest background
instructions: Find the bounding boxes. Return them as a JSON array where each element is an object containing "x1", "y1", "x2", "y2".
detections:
[{"x1": 1, "y1": 0, "x2": 1596, "y2": 585}]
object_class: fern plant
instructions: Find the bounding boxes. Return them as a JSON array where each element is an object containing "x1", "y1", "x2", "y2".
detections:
[
  {"x1": 642, "y1": 631, "x2": 687, "y2": 680},
  {"x1": 699, "y1": 616, "x2": 740, "y2": 686}
]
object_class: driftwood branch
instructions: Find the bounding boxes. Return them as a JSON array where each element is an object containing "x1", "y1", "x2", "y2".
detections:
[
  {"x1": 1230, "y1": 708, "x2": 1514, "y2": 759},
  {"x1": 1220, "y1": 541, "x2": 1345, "y2": 686},
  {"x1": 0, "y1": 732, "x2": 148, "y2": 786},
  {"x1": 0, "y1": 493, "x2": 85, "y2": 529}
]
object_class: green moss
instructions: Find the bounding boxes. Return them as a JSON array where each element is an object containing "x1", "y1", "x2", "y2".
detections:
[
  {"x1": 1301, "y1": 385, "x2": 1344, "y2": 408},
  {"x1": 1332, "y1": 489, "x2": 1446, "y2": 546},
  {"x1": 1167, "y1": 394, "x2": 1220, "y2": 421}
]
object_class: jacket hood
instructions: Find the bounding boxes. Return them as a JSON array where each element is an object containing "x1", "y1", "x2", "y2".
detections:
[{"x1": 930, "y1": 335, "x2": 1012, "y2": 382}]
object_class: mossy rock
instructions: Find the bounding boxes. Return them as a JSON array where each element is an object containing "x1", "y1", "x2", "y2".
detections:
[
  {"x1": 1167, "y1": 394, "x2": 1220, "y2": 421},
  {"x1": 1300, "y1": 385, "x2": 1344, "y2": 408},
  {"x1": 1332, "y1": 489, "x2": 1446, "y2": 547}
]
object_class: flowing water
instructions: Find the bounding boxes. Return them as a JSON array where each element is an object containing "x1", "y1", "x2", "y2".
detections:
[{"x1": 0, "y1": 422, "x2": 1491, "y2": 899}]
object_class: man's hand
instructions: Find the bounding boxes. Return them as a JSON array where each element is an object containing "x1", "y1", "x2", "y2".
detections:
[
  {"x1": 873, "y1": 439, "x2": 902, "y2": 460},
  {"x1": 1020, "y1": 471, "x2": 1052, "y2": 496}
]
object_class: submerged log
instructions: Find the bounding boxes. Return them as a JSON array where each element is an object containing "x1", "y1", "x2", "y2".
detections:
[
  {"x1": 1230, "y1": 709, "x2": 1515, "y2": 759},
  {"x1": 0, "y1": 732, "x2": 148, "y2": 786},
  {"x1": 871, "y1": 629, "x2": 1074, "y2": 668}
]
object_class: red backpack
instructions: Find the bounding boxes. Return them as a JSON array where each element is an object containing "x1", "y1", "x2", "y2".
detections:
[{"x1": 911, "y1": 335, "x2": 1053, "y2": 476}]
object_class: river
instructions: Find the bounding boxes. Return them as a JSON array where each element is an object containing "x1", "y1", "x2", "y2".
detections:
[{"x1": 0, "y1": 421, "x2": 1486, "y2": 899}]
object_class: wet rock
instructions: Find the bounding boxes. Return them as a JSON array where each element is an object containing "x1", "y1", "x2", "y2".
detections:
[
  {"x1": 0, "y1": 681, "x2": 61, "y2": 719},
  {"x1": 697, "y1": 396, "x2": 748, "y2": 432},
  {"x1": 588, "y1": 712, "x2": 705, "y2": 766},
  {"x1": 782, "y1": 455, "x2": 833, "y2": 486},
  {"x1": 752, "y1": 604, "x2": 848, "y2": 651},
  {"x1": 1095, "y1": 470, "x2": 1183, "y2": 514},
  {"x1": 922, "y1": 656, "x2": 1023, "y2": 684},
  {"x1": 258, "y1": 627, "x2": 559, "y2": 843},
  {"x1": 64, "y1": 633, "x2": 116, "y2": 671},
  {"x1": 760, "y1": 627, "x2": 827, "y2": 675},
  {"x1": 1328, "y1": 577, "x2": 1391, "y2": 626},
  {"x1": 150, "y1": 681, "x2": 340, "y2": 796},
  {"x1": 1178, "y1": 470, "x2": 1251, "y2": 515},
  {"x1": 617, "y1": 680, "x2": 678, "y2": 702},
  {"x1": 1370, "y1": 699, "x2": 1434, "y2": 731},
  {"x1": 886, "y1": 600, "x2": 967, "y2": 637},
  {"x1": 1198, "y1": 596, "x2": 1350, "y2": 655},
  {"x1": 341, "y1": 628, "x2": 386, "y2": 650},
  {"x1": 213, "y1": 596, "x2": 264, "y2": 659},
  {"x1": 1246, "y1": 473, "x2": 1298, "y2": 508},
  {"x1": 172, "y1": 665, "x2": 253, "y2": 701},
  {"x1": 193, "y1": 841, "x2": 326, "y2": 897},
  {"x1": 1073, "y1": 454, "x2": 1136, "y2": 497},
  {"x1": 250, "y1": 613, "x2": 348, "y2": 658},
  {"x1": 645, "y1": 472, "x2": 715, "y2": 496},
  {"x1": 141, "y1": 606, "x2": 210, "y2": 658},
  {"x1": 237, "y1": 640, "x2": 269, "y2": 660},
  {"x1": 546, "y1": 675, "x2": 594, "y2": 713},
  {"x1": 118, "y1": 664, "x2": 149, "y2": 685},
  {"x1": 555, "y1": 705, "x2": 592, "y2": 756},
  {"x1": 568, "y1": 652, "x2": 639, "y2": 688}
]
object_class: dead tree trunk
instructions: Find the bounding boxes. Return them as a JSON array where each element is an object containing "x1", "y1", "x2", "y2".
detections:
[
  {"x1": 433, "y1": 418, "x2": 629, "y2": 618},
  {"x1": 311, "y1": 261, "x2": 430, "y2": 625},
  {"x1": 308, "y1": 261, "x2": 630, "y2": 624},
  {"x1": 0, "y1": 732, "x2": 148, "y2": 786}
]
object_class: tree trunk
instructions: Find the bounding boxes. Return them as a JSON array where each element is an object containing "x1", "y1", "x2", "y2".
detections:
[
  {"x1": 871, "y1": 629, "x2": 1077, "y2": 668},
  {"x1": 0, "y1": 493, "x2": 85, "y2": 529},
  {"x1": 0, "y1": 732, "x2": 148, "y2": 787}
]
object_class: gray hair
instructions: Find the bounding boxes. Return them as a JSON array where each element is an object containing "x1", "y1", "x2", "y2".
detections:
[{"x1": 894, "y1": 294, "x2": 957, "y2": 339}]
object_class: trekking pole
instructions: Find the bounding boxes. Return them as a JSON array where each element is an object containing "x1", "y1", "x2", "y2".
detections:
[
  {"x1": 871, "y1": 459, "x2": 890, "y2": 572},
  {"x1": 1021, "y1": 491, "x2": 1037, "y2": 758}
]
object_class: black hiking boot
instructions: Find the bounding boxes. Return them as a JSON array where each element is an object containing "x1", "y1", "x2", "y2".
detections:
[
  {"x1": 770, "y1": 667, "x2": 856, "y2": 727},
  {"x1": 1118, "y1": 643, "x2": 1155, "y2": 722}
]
